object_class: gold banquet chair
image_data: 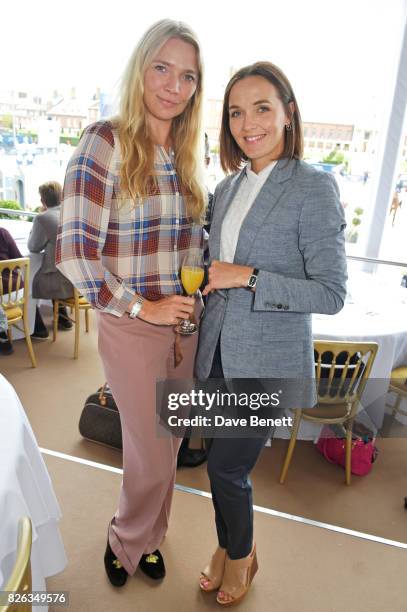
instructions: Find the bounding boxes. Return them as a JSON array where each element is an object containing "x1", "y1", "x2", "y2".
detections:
[
  {"x1": 279, "y1": 340, "x2": 378, "y2": 485},
  {"x1": 0, "y1": 258, "x2": 37, "y2": 367},
  {"x1": 387, "y1": 366, "x2": 407, "y2": 419},
  {"x1": 52, "y1": 288, "x2": 92, "y2": 359},
  {"x1": 0, "y1": 517, "x2": 32, "y2": 612}
]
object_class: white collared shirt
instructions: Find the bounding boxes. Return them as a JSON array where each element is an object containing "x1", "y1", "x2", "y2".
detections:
[{"x1": 220, "y1": 160, "x2": 277, "y2": 263}]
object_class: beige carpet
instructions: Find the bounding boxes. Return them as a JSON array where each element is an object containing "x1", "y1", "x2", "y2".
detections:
[
  {"x1": 45, "y1": 453, "x2": 407, "y2": 612},
  {"x1": 3, "y1": 309, "x2": 407, "y2": 610}
]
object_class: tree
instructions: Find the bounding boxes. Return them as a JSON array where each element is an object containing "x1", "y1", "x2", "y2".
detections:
[
  {"x1": 322, "y1": 150, "x2": 345, "y2": 165},
  {"x1": 345, "y1": 207, "x2": 364, "y2": 243},
  {"x1": 0, "y1": 200, "x2": 22, "y2": 220},
  {"x1": 0, "y1": 114, "x2": 13, "y2": 129}
]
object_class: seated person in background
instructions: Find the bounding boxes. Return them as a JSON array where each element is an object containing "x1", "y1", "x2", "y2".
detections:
[
  {"x1": 0, "y1": 226, "x2": 48, "y2": 339},
  {"x1": 0, "y1": 303, "x2": 13, "y2": 355},
  {"x1": 0, "y1": 226, "x2": 24, "y2": 291},
  {"x1": 28, "y1": 181, "x2": 73, "y2": 330}
]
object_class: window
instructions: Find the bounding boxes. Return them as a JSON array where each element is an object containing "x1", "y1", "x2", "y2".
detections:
[
  {"x1": 0, "y1": 0, "x2": 404, "y2": 266},
  {"x1": 378, "y1": 109, "x2": 407, "y2": 263}
]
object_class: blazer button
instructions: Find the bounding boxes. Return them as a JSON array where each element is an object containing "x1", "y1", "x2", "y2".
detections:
[
  {"x1": 283, "y1": 305, "x2": 289, "y2": 310},
  {"x1": 277, "y1": 304, "x2": 283, "y2": 309}
]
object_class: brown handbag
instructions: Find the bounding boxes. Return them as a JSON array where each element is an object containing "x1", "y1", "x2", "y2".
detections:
[
  {"x1": 79, "y1": 383, "x2": 207, "y2": 465},
  {"x1": 79, "y1": 383, "x2": 122, "y2": 450}
]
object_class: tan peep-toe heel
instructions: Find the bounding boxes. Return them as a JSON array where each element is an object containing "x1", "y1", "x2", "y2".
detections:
[
  {"x1": 199, "y1": 546, "x2": 227, "y2": 592},
  {"x1": 216, "y1": 544, "x2": 258, "y2": 606}
]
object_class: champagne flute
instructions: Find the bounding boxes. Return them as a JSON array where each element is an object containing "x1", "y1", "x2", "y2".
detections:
[{"x1": 175, "y1": 252, "x2": 204, "y2": 335}]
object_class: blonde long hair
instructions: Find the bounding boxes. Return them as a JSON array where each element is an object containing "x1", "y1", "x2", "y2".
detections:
[{"x1": 115, "y1": 19, "x2": 205, "y2": 222}]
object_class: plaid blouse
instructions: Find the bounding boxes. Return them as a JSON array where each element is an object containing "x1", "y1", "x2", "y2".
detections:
[{"x1": 56, "y1": 121, "x2": 203, "y2": 317}]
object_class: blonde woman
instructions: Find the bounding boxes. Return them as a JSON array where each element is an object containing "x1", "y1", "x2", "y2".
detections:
[{"x1": 56, "y1": 19, "x2": 205, "y2": 586}]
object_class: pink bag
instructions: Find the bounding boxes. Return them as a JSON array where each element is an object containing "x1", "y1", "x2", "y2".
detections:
[{"x1": 316, "y1": 431, "x2": 378, "y2": 476}]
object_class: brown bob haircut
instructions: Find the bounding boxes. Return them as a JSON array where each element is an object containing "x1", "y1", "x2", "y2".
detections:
[
  {"x1": 220, "y1": 61, "x2": 304, "y2": 173},
  {"x1": 38, "y1": 181, "x2": 62, "y2": 208}
]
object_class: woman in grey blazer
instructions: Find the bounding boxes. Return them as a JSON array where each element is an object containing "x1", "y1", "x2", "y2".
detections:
[{"x1": 196, "y1": 62, "x2": 347, "y2": 606}]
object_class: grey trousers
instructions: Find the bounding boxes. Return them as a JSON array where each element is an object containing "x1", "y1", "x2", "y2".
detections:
[{"x1": 207, "y1": 340, "x2": 272, "y2": 559}]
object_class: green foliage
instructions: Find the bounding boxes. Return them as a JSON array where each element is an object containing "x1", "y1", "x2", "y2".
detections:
[
  {"x1": 59, "y1": 135, "x2": 80, "y2": 146},
  {"x1": 322, "y1": 150, "x2": 343, "y2": 164},
  {"x1": 0, "y1": 200, "x2": 22, "y2": 219},
  {"x1": 0, "y1": 115, "x2": 13, "y2": 129},
  {"x1": 325, "y1": 151, "x2": 336, "y2": 162},
  {"x1": 18, "y1": 130, "x2": 38, "y2": 142},
  {"x1": 346, "y1": 206, "x2": 364, "y2": 243},
  {"x1": 321, "y1": 150, "x2": 349, "y2": 171}
]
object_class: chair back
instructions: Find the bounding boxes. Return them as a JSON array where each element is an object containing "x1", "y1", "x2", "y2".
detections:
[
  {"x1": 0, "y1": 517, "x2": 32, "y2": 612},
  {"x1": 0, "y1": 258, "x2": 30, "y2": 311},
  {"x1": 314, "y1": 340, "x2": 378, "y2": 414}
]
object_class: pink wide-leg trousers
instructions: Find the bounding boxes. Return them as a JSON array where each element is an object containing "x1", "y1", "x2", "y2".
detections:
[{"x1": 97, "y1": 311, "x2": 198, "y2": 575}]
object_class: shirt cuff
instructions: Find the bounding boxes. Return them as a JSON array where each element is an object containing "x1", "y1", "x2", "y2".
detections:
[{"x1": 102, "y1": 285, "x2": 136, "y2": 317}]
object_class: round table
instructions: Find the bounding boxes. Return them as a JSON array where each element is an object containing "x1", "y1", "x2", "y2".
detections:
[
  {"x1": 0, "y1": 374, "x2": 67, "y2": 610},
  {"x1": 276, "y1": 271, "x2": 407, "y2": 440},
  {"x1": 313, "y1": 270, "x2": 407, "y2": 429}
]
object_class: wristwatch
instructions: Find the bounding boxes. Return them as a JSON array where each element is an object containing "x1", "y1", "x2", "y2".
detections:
[
  {"x1": 247, "y1": 268, "x2": 259, "y2": 289},
  {"x1": 128, "y1": 295, "x2": 144, "y2": 319}
]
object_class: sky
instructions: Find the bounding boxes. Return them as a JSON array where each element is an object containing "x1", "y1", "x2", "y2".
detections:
[{"x1": 2, "y1": 0, "x2": 406, "y2": 126}]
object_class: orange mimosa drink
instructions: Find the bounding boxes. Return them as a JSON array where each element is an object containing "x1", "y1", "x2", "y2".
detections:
[{"x1": 181, "y1": 266, "x2": 204, "y2": 295}]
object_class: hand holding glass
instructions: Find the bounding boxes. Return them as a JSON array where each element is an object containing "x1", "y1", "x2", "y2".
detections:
[{"x1": 175, "y1": 253, "x2": 204, "y2": 335}]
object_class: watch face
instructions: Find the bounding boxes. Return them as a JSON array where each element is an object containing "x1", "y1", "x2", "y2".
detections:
[{"x1": 248, "y1": 275, "x2": 257, "y2": 288}]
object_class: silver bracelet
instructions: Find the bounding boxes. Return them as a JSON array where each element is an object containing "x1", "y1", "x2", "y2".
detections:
[{"x1": 128, "y1": 295, "x2": 144, "y2": 319}]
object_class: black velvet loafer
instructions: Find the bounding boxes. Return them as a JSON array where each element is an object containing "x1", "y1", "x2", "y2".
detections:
[
  {"x1": 138, "y1": 549, "x2": 166, "y2": 580},
  {"x1": 104, "y1": 538, "x2": 128, "y2": 587}
]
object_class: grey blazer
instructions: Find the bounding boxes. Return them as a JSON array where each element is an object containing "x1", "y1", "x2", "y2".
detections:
[
  {"x1": 195, "y1": 158, "x2": 348, "y2": 381},
  {"x1": 28, "y1": 206, "x2": 73, "y2": 300}
]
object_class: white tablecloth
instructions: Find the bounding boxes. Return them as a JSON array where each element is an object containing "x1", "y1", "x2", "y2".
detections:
[
  {"x1": 275, "y1": 271, "x2": 407, "y2": 440},
  {"x1": 0, "y1": 219, "x2": 44, "y2": 338},
  {"x1": 313, "y1": 283, "x2": 407, "y2": 379},
  {"x1": 0, "y1": 375, "x2": 67, "y2": 611},
  {"x1": 313, "y1": 271, "x2": 407, "y2": 430}
]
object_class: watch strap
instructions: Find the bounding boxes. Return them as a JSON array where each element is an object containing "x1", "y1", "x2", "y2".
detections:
[{"x1": 247, "y1": 268, "x2": 259, "y2": 289}]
